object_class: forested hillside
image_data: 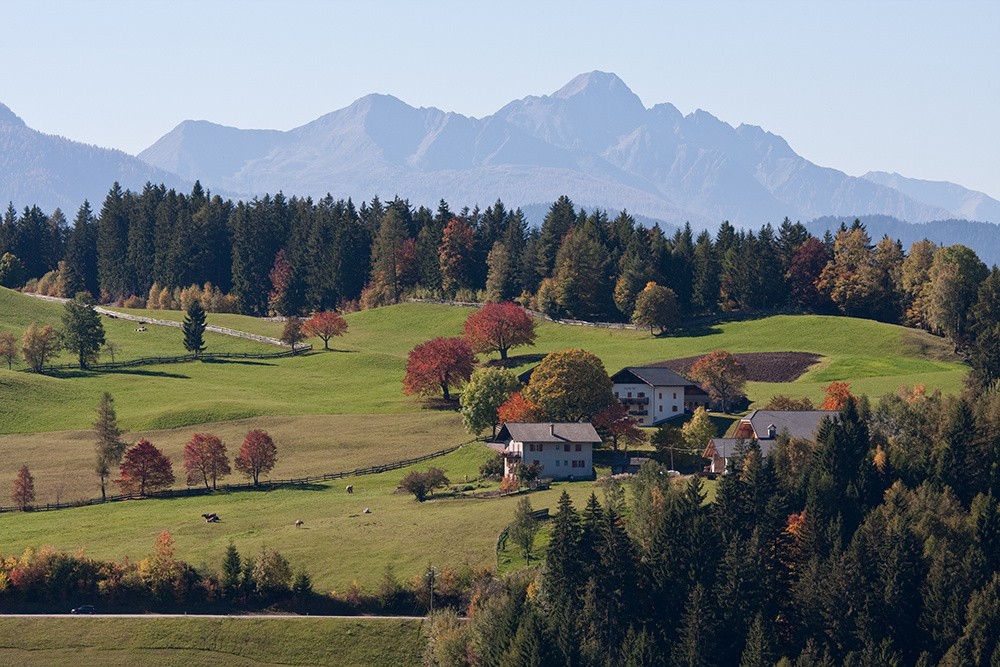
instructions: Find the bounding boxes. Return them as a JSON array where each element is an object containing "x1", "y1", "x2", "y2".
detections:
[{"x1": 2, "y1": 181, "x2": 999, "y2": 390}]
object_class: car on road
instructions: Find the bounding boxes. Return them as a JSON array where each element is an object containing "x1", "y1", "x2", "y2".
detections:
[{"x1": 71, "y1": 605, "x2": 96, "y2": 614}]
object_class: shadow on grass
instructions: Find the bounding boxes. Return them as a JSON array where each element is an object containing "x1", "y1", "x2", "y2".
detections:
[
  {"x1": 199, "y1": 358, "x2": 277, "y2": 367},
  {"x1": 51, "y1": 368, "x2": 191, "y2": 380},
  {"x1": 673, "y1": 322, "x2": 723, "y2": 338},
  {"x1": 316, "y1": 347, "x2": 359, "y2": 353}
]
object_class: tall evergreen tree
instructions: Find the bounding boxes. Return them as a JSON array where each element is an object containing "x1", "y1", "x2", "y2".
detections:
[{"x1": 183, "y1": 300, "x2": 207, "y2": 356}]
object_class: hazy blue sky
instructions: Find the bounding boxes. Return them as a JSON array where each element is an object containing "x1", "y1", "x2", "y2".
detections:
[{"x1": 3, "y1": 0, "x2": 997, "y2": 199}]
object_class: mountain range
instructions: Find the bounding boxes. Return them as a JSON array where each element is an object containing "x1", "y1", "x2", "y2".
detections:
[{"x1": 2, "y1": 71, "x2": 998, "y2": 236}]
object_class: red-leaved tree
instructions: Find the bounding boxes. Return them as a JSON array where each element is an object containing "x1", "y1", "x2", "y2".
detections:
[
  {"x1": 302, "y1": 311, "x2": 349, "y2": 350},
  {"x1": 116, "y1": 439, "x2": 175, "y2": 496},
  {"x1": 820, "y1": 381, "x2": 855, "y2": 411},
  {"x1": 497, "y1": 392, "x2": 545, "y2": 425},
  {"x1": 234, "y1": 429, "x2": 278, "y2": 486},
  {"x1": 11, "y1": 465, "x2": 35, "y2": 511},
  {"x1": 592, "y1": 403, "x2": 646, "y2": 452},
  {"x1": 402, "y1": 337, "x2": 475, "y2": 402},
  {"x1": 462, "y1": 302, "x2": 537, "y2": 361},
  {"x1": 183, "y1": 433, "x2": 232, "y2": 490}
]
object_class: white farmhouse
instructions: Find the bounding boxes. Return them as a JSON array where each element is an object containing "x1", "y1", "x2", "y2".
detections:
[
  {"x1": 489, "y1": 422, "x2": 600, "y2": 481},
  {"x1": 610, "y1": 366, "x2": 710, "y2": 426}
]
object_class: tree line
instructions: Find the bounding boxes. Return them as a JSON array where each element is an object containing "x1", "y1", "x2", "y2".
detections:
[{"x1": 3, "y1": 183, "x2": 999, "y2": 383}]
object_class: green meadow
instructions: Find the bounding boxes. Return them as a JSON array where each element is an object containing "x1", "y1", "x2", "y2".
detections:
[{"x1": 0, "y1": 616, "x2": 425, "y2": 666}]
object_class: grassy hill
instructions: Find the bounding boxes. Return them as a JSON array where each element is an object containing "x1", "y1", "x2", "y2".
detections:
[{"x1": 0, "y1": 293, "x2": 967, "y2": 435}]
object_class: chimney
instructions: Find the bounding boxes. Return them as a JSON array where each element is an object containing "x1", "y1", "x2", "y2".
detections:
[{"x1": 549, "y1": 423, "x2": 555, "y2": 437}]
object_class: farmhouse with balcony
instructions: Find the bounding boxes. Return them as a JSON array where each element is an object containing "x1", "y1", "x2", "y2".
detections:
[
  {"x1": 702, "y1": 409, "x2": 837, "y2": 473},
  {"x1": 610, "y1": 366, "x2": 710, "y2": 426},
  {"x1": 488, "y1": 422, "x2": 600, "y2": 481}
]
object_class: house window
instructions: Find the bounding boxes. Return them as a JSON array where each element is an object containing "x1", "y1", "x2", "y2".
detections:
[
  {"x1": 659, "y1": 392, "x2": 662, "y2": 399},
  {"x1": 673, "y1": 392, "x2": 677, "y2": 399},
  {"x1": 639, "y1": 418, "x2": 644, "y2": 423},
  {"x1": 638, "y1": 392, "x2": 645, "y2": 397},
  {"x1": 575, "y1": 444, "x2": 582, "y2": 452},
  {"x1": 672, "y1": 405, "x2": 678, "y2": 412},
  {"x1": 564, "y1": 444, "x2": 570, "y2": 452},
  {"x1": 659, "y1": 405, "x2": 663, "y2": 412},
  {"x1": 555, "y1": 460, "x2": 560, "y2": 466},
  {"x1": 565, "y1": 460, "x2": 568, "y2": 467},
  {"x1": 578, "y1": 460, "x2": 585, "y2": 467},
  {"x1": 627, "y1": 392, "x2": 632, "y2": 398},
  {"x1": 533, "y1": 460, "x2": 540, "y2": 466},
  {"x1": 571, "y1": 460, "x2": 578, "y2": 468}
]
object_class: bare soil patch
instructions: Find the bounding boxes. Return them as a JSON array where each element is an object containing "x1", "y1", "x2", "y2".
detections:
[{"x1": 650, "y1": 351, "x2": 823, "y2": 383}]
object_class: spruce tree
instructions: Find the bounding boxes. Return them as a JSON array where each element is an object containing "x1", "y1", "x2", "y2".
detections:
[
  {"x1": 183, "y1": 300, "x2": 207, "y2": 356},
  {"x1": 93, "y1": 392, "x2": 126, "y2": 502}
]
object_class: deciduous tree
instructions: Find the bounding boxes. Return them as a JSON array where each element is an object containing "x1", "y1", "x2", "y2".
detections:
[
  {"x1": 522, "y1": 348, "x2": 616, "y2": 422},
  {"x1": 400, "y1": 467, "x2": 450, "y2": 501},
  {"x1": 0, "y1": 331, "x2": 16, "y2": 369},
  {"x1": 60, "y1": 292, "x2": 105, "y2": 369},
  {"x1": 683, "y1": 407, "x2": 717, "y2": 451},
  {"x1": 94, "y1": 391, "x2": 127, "y2": 501},
  {"x1": 183, "y1": 433, "x2": 231, "y2": 490},
  {"x1": 462, "y1": 302, "x2": 537, "y2": 361},
  {"x1": 234, "y1": 429, "x2": 278, "y2": 485},
  {"x1": 459, "y1": 367, "x2": 521, "y2": 438},
  {"x1": 116, "y1": 439, "x2": 175, "y2": 496},
  {"x1": 592, "y1": 403, "x2": 645, "y2": 452},
  {"x1": 402, "y1": 336, "x2": 474, "y2": 402},
  {"x1": 21, "y1": 322, "x2": 59, "y2": 373},
  {"x1": 497, "y1": 391, "x2": 545, "y2": 425},
  {"x1": 632, "y1": 282, "x2": 680, "y2": 334},
  {"x1": 182, "y1": 300, "x2": 207, "y2": 356},
  {"x1": 509, "y1": 496, "x2": 540, "y2": 565},
  {"x1": 690, "y1": 350, "x2": 747, "y2": 414},
  {"x1": 439, "y1": 217, "x2": 475, "y2": 296},
  {"x1": 11, "y1": 465, "x2": 34, "y2": 511},
  {"x1": 302, "y1": 311, "x2": 348, "y2": 350},
  {"x1": 820, "y1": 381, "x2": 855, "y2": 411},
  {"x1": 280, "y1": 316, "x2": 305, "y2": 353}
]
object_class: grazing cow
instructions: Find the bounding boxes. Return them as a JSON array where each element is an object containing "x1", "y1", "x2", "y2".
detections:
[
  {"x1": 202, "y1": 512, "x2": 219, "y2": 523},
  {"x1": 295, "y1": 519, "x2": 304, "y2": 528},
  {"x1": 363, "y1": 507, "x2": 371, "y2": 514},
  {"x1": 346, "y1": 485, "x2": 353, "y2": 494}
]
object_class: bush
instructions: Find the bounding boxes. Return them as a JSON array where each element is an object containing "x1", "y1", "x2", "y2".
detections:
[
  {"x1": 399, "y1": 467, "x2": 450, "y2": 501},
  {"x1": 479, "y1": 453, "x2": 505, "y2": 481}
]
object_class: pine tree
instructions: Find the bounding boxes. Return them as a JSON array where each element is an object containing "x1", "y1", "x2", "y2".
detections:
[
  {"x1": 222, "y1": 543, "x2": 242, "y2": 599},
  {"x1": 183, "y1": 300, "x2": 207, "y2": 356}
]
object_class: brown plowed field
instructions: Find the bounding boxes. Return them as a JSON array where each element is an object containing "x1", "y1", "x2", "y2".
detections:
[{"x1": 651, "y1": 351, "x2": 823, "y2": 383}]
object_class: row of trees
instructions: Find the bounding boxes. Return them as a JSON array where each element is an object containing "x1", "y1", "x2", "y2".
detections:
[
  {"x1": 5, "y1": 183, "x2": 995, "y2": 339},
  {"x1": 0, "y1": 531, "x2": 308, "y2": 610},
  {"x1": 425, "y1": 381, "x2": 1000, "y2": 666}
]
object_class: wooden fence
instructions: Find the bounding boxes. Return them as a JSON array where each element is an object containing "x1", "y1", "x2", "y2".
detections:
[
  {"x1": 30, "y1": 348, "x2": 307, "y2": 373},
  {"x1": 0, "y1": 443, "x2": 468, "y2": 514}
]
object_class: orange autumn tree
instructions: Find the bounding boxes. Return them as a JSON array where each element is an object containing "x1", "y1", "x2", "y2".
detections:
[
  {"x1": 820, "y1": 381, "x2": 855, "y2": 410},
  {"x1": 116, "y1": 439, "x2": 175, "y2": 496},
  {"x1": 497, "y1": 392, "x2": 544, "y2": 424}
]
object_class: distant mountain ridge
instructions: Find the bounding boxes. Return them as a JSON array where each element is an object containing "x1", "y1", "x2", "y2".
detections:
[
  {"x1": 0, "y1": 103, "x2": 195, "y2": 214},
  {"x1": 1, "y1": 72, "x2": 997, "y2": 233},
  {"x1": 137, "y1": 71, "x2": 986, "y2": 228}
]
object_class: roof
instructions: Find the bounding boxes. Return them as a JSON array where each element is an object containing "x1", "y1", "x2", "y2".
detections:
[
  {"x1": 611, "y1": 366, "x2": 695, "y2": 388},
  {"x1": 704, "y1": 437, "x2": 775, "y2": 460},
  {"x1": 495, "y1": 422, "x2": 601, "y2": 444},
  {"x1": 744, "y1": 410, "x2": 837, "y2": 441}
]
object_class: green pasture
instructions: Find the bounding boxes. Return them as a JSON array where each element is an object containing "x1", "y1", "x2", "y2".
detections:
[
  {"x1": 0, "y1": 412, "x2": 467, "y2": 505},
  {"x1": 0, "y1": 445, "x2": 606, "y2": 593},
  {"x1": 0, "y1": 616, "x2": 424, "y2": 666},
  {"x1": 0, "y1": 293, "x2": 968, "y2": 436}
]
